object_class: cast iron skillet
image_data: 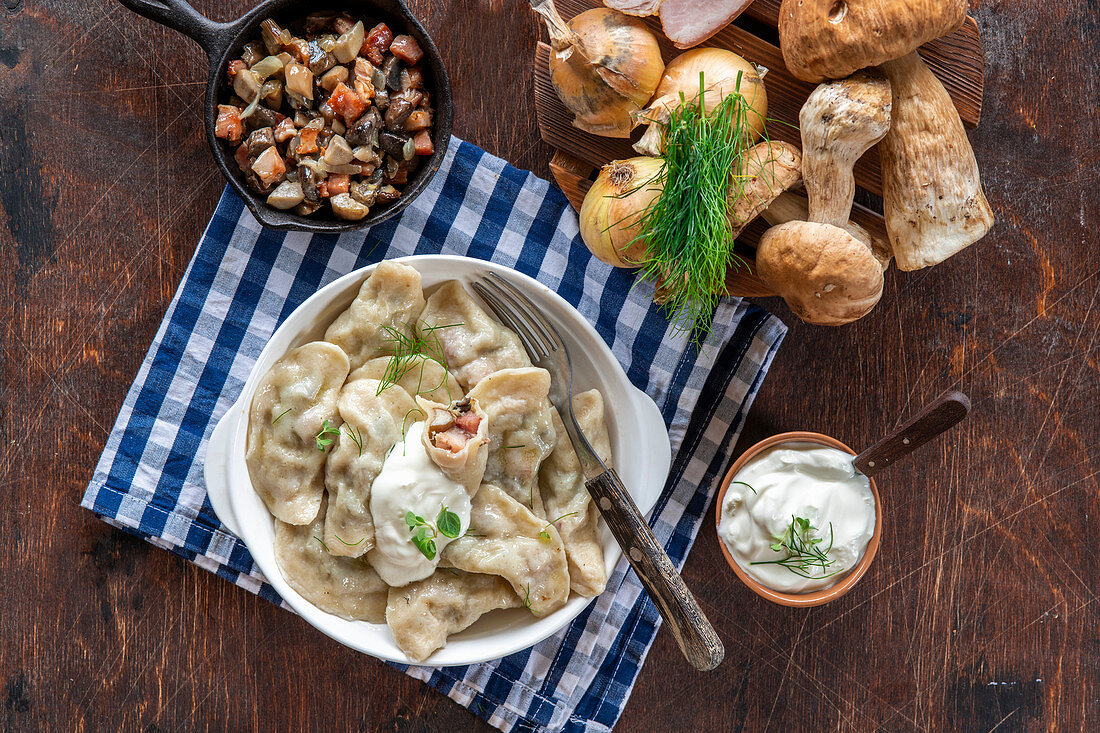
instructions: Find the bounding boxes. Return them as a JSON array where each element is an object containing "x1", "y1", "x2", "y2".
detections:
[{"x1": 120, "y1": 0, "x2": 453, "y2": 233}]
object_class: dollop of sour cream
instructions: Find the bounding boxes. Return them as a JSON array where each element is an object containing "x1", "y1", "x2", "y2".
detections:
[
  {"x1": 718, "y1": 442, "x2": 875, "y2": 594},
  {"x1": 368, "y1": 421, "x2": 471, "y2": 587}
]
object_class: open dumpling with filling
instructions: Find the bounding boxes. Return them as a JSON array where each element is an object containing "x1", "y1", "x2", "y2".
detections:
[
  {"x1": 417, "y1": 280, "x2": 531, "y2": 389},
  {"x1": 246, "y1": 341, "x2": 350, "y2": 524},
  {"x1": 323, "y1": 378, "x2": 419, "y2": 556},
  {"x1": 416, "y1": 395, "x2": 490, "y2": 495},
  {"x1": 442, "y1": 484, "x2": 570, "y2": 616},
  {"x1": 386, "y1": 570, "x2": 520, "y2": 663},
  {"x1": 275, "y1": 494, "x2": 388, "y2": 622},
  {"x1": 466, "y1": 367, "x2": 557, "y2": 516},
  {"x1": 324, "y1": 261, "x2": 427, "y2": 370},
  {"x1": 540, "y1": 390, "x2": 612, "y2": 597}
]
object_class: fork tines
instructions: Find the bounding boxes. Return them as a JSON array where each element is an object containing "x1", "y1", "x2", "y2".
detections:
[{"x1": 470, "y1": 273, "x2": 563, "y2": 360}]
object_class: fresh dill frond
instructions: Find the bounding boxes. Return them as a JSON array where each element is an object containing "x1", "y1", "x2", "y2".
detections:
[
  {"x1": 749, "y1": 516, "x2": 841, "y2": 580},
  {"x1": 630, "y1": 71, "x2": 766, "y2": 342},
  {"x1": 376, "y1": 321, "x2": 461, "y2": 397},
  {"x1": 342, "y1": 423, "x2": 363, "y2": 457},
  {"x1": 272, "y1": 407, "x2": 292, "y2": 425}
]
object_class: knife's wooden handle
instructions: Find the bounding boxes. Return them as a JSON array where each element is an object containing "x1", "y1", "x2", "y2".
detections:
[
  {"x1": 852, "y1": 390, "x2": 971, "y2": 476},
  {"x1": 586, "y1": 468, "x2": 725, "y2": 671}
]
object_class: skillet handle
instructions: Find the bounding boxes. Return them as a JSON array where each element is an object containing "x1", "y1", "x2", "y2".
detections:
[{"x1": 118, "y1": 0, "x2": 236, "y2": 62}]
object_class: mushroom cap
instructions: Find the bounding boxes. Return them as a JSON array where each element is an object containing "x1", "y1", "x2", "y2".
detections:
[
  {"x1": 756, "y1": 220, "x2": 884, "y2": 325},
  {"x1": 778, "y1": 0, "x2": 968, "y2": 83}
]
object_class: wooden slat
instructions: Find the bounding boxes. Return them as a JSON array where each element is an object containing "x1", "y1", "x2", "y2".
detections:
[{"x1": 746, "y1": 0, "x2": 984, "y2": 125}]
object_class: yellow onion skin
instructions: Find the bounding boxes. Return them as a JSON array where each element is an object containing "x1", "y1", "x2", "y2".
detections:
[
  {"x1": 635, "y1": 48, "x2": 768, "y2": 154},
  {"x1": 579, "y1": 156, "x2": 665, "y2": 267},
  {"x1": 551, "y1": 9, "x2": 664, "y2": 138}
]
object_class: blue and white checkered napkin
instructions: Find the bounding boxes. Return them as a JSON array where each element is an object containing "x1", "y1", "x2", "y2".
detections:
[{"x1": 82, "y1": 137, "x2": 785, "y2": 731}]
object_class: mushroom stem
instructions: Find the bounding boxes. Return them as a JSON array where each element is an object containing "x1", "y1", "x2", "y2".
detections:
[
  {"x1": 878, "y1": 52, "x2": 994, "y2": 270},
  {"x1": 727, "y1": 141, "x2": 802, "y2": 237},
  {"x1": 763, "y1": 191, "x2": 892, "y2": 270},
  {"x1": 799, "y1": 69, "x2": 892, "y2": 228}
]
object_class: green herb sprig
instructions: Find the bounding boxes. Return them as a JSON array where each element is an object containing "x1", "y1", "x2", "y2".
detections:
[
  {"x1": 315, "y1": 419, "x2": 341, "y2": 452},
  {"x1": 750, "y1": 516, "x2": 840, "y2": 580},
  {"x1": 377, "y1": 322, "x2": 461, "y2": 399},
  {"x1": 342, "y1": 423, "x2": 363, "y2": 457},
  {"x1": 521, "y1": 583, "x2": 533, "y2": 610},
  {"x1": 627, "y1": 71, "x2": 764, "y2": 342},
  {"x1": 272, "y1": 407, "x2": 292, "y2": 425},
  {"x1": 405, "y1": 507, "x2": 463, "y2": 561},
  {"x1": 538, "y1": 511, "x2": 579, "y2": 541}
]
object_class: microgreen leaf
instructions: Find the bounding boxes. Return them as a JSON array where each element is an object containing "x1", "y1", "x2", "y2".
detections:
[
  {"x1": 315, "y1": 419, "x2": 341, "y2": 452},
  {"x1": 437, "y1": 507, "x2": 462, "y2": 539},
  {"x1": 411, "y1": 528, "x2": 437, "y2": 561}
]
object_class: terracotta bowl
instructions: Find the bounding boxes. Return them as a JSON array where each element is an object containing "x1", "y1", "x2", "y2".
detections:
[{"x1": 714, "y1": 431, "x2": 883, "y2": 607}]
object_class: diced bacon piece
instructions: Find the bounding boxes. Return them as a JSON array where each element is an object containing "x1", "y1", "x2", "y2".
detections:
[
  {"x1": 455, "y1": 411, "x2": 480, "y2": 435},
  {"x1": 361, "y1": 22, "x2": 393, "y2": 65},
  {"x1": 412, "y1": 130, "x2": 433, "y2": 156},
  {"x1": 404, "y1": 109, "x2": 432, "y2": 132},
  {"x1": 233, "y1": 143, "x2": 250, "y2": 173},
  {"x1": 297, "y1": 126, "x2": 319, "y2": 155},
  {"x1": 326, "y1": 173, "x2": 350, "y2": 195},
  {"x1": 434, "y1": 428, "x2": 469, "y2": 453},
  {"x1": 389, "y1": 35, "x2": 423, "y2": 64},
  {"x1": 215, "y1": 104, "x2": 244, "y2": 143},
  {"x1": 273, "y1": 117, "x2": 296, "y2": 143},
  {"x1": 328, "y1": 81, "x2": 367, "y2": 125},
  {"x1": 226, "y1": 59, "x2": 246, "y2": 80},
  {"x1": 250, "y1": 146, "x2": 286, "y2": 187},
  {"x1": 353, "y1": 58, "x2": 376, "y2": 102},
  {"x1": 318, "y1": 180, "x2": 330, "y2": 198}
]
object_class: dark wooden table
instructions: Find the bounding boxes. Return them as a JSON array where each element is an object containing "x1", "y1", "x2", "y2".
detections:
[{"x1": 1, "y1": 1, "x2": 1096, "y2": 730}]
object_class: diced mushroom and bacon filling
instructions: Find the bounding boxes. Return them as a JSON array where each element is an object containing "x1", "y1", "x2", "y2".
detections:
[
  {"x1": 215, "y1": 12, "x2": 435, "y2": 221},
  {"x1": 426, "y1": 398, "x2": 482, "y2": 453}
]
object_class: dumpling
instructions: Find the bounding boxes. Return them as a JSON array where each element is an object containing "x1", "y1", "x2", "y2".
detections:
[
  {"x1": 323, "y1": 378, "x2": 419, "y2": 556},
  {"x1": 348, "y1": 354, "x2": 463, "y2": 403},
  {"x1": 442, "y1": 484, "x2": 570, "y2": 616},
  {"x1": 540, "y1": 390, "x2": 612, "y2": 597},
  {"x1": 416, "y1": 395, "x2": 490, "y2": 495},
  {"x1": 275, "y1": 495, "x2": 388, "y2": 622},
  {"x1": 466, "y1": 367, "x2": 557, "y2": 515},
  {"x1": 417, "y1": 280, "x2": 531, "y2": 389},
  {"x1": 246, "y1": 341, "x2": 350, "y2": 524},
  {"x1": 324, "y1": 260, "x2": 427, "y2": 370},
  {"x1": 386, "y1": 570, "x2": 520, "y2": 663}
]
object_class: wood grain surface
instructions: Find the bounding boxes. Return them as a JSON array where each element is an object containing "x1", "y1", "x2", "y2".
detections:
[{"x1": 0, "y1": 0, "x2": 1096, "y2": 731}]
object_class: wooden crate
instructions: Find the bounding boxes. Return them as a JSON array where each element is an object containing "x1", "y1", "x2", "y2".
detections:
[{"x1": 534, "y1": 0, "x2": 985, "y2": 296}]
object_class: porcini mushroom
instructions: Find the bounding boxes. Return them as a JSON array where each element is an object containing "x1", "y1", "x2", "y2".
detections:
[
  {"x1": 778, "y1": 0, "x2": 967, "y2": 82},
  {"x1": 799, "y1": 69, "x2": 892, "y2": 227},
  {"x1": 762, "y1": 191, "x2": 892, "y2": 270},
  {"x1": 878, "y1": 52, "x2": 994, "y2": 270},
  {"x1": 756, "y1": 221, "x2": 884, "y2": 325},
  {"x1": 728, "y1": 141, "x2": 802, "y2": 236}
]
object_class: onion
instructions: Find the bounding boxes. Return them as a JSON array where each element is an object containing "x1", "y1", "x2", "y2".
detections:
[
  {"x1": 633, "y1": 48, "x2": 768, "y2": 155},
  {"x1": 579, "y1": 157, "x2": 665, "y2": 267},
  {"x1": 530, "y1": 1, "x2": 664, "y2": 138}
]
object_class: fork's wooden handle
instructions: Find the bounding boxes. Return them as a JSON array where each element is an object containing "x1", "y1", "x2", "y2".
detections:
[{"x1": 586, "y1": 468, "x2": 725, "y2": 671}]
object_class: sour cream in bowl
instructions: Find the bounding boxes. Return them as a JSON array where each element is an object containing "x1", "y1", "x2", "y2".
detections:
[{"x1": 714, "y1": 432, "x2": 883, "y2": 607}]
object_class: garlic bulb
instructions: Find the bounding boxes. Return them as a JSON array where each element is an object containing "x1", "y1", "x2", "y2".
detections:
[
  {"x1": 579, "y1": 157, "x2": 665, "y2": 267},
  {"x1": 633, "y1": 48, "x2": 768, "y2": 155},
  {"x1": 531, "y1": 1, "x2": 665, "y2": 138}
]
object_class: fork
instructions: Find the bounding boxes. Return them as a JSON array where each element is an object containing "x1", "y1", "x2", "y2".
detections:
[{"x1": 472, "y1": 273, "x2": 725, "y2": 672}]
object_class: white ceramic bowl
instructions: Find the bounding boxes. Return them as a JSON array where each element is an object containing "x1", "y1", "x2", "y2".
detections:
[{"x1": 203, "y1": 255, "x2": 671, "y2": 666}]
